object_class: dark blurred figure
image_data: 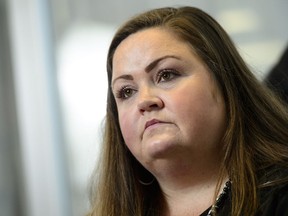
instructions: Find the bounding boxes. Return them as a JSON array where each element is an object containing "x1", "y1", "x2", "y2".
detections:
[{"x1": 265, "y1": 45, "x2": 288, "y2": 104}]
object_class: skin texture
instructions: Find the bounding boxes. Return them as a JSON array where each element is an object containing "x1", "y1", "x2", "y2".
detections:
[{"x1": 112, "y1": 28, "x2": 227, "y2": 214}]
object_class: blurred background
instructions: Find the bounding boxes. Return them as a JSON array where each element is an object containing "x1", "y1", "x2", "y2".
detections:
[{"x1": 0, "y1": 0, "x2": 287, "y2": 216}]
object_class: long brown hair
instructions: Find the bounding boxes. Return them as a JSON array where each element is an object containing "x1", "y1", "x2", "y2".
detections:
[{"x1": 88, "y1": 6, "x2": 288, "y2": 216}]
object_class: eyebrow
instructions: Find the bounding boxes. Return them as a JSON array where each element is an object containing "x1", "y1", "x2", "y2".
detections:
[
  {"x1": 145, "y1": 55, "x2": 180, "y2": 72},
  {"x1": 112, "y1": 55, "x2": 180, "y2": 87}
]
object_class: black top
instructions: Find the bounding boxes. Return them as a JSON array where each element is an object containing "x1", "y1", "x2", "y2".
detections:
[
  {"x1": 200, "y1": 182, "x2": 288, "y2": 216},
  {"x1": 257, "y1": 182, "x2": 288, "y2": 216}
]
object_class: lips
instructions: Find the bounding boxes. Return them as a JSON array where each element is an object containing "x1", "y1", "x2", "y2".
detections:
[{"x1": 145, "y1": 119, "x2": 163, "y2": 130}]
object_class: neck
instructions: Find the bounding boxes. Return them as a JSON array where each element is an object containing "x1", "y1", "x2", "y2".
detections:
[
  {"x1": 149, "y1": 156, "x2": 227, "y2": 216},
  {"x1": 160, "y1": 176, "x2": 218, "y2": 216},
  {"x1": 151, "y1": 151, "x2": 223, "y2": 190},
  {"x1": 160, "y1": 177, "x2": 229, "y2": 216}
]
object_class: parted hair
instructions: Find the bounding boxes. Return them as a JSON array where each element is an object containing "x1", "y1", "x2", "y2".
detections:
[{"x1": 87, "y1": 6, "x2": 288, "y2": 216}]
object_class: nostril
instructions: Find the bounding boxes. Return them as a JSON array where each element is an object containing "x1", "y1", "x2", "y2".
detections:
[{"x1": 149, "y1": 103, "x2": 160, "y2": 109}]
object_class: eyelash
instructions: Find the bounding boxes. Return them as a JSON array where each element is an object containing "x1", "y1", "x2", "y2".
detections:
[
  {"x1": 115, "y1": 69, "x2": 180, "y2": 100},
  {"x1": 115, "y1": 85, "x2": 136, "y2": 99},
  {"x1": 156, "y1": 69, "x2": 180, "y2": 83}
]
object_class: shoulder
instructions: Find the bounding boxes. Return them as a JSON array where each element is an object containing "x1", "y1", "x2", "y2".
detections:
[{"x1": 257, "y1": 180, "x2": 288, "y2": 216}]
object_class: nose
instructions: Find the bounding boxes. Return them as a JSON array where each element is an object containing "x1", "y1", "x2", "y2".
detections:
[{"x1": 137, "y1": 88, "x2": 164, "y2": 114}]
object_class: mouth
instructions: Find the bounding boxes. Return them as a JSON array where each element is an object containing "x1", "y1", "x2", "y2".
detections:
[{"x1": 145, "y1": 119, "x2": 163, "y2": 130}]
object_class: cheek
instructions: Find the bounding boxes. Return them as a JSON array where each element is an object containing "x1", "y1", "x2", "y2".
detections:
[
  {"x1": 168, "y1": 85, "x2": 225, "y2": 133},
  {"x1": 118, "y1": 110, "x2": 136, "y2": 148}
]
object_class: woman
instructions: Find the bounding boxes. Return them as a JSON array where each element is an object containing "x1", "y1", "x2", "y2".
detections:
[{"x1": 87, "y1": 6, "x2": 288, "y2": 216}]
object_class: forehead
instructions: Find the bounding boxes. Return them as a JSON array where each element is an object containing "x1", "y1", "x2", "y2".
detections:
[
  {"x1": 115, "y1": 28, "x2": 181, "y2": 56},
  {"x1": 112, "y1": 27, "x2": 194, "y2": 73}
]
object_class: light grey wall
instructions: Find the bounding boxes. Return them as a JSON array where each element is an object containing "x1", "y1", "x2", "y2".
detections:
[{"x1": 0, "y1": 0, "x2": 24, "y2": 215}]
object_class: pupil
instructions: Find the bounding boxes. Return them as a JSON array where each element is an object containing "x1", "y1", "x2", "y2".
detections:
[{"x1": 125, "y1": 89, "x2": 130, "y2": 95}]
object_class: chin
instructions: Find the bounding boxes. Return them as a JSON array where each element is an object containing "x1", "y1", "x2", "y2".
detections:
[{"x1": 144, "y1": 138, "x2": 179, "y2": 159}]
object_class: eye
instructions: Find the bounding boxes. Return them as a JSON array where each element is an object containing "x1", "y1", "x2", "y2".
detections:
[
  {"x1": 156, "y1": 69, "x2": 179, "y2": 83},
  {"x1": 115, "y1": 86, "x2": 136, "y2": 99}
]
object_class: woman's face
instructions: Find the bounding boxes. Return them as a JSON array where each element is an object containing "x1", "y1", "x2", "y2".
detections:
[{"x1": 111, "y1": 27, "x2": 226, "y2": 173}]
